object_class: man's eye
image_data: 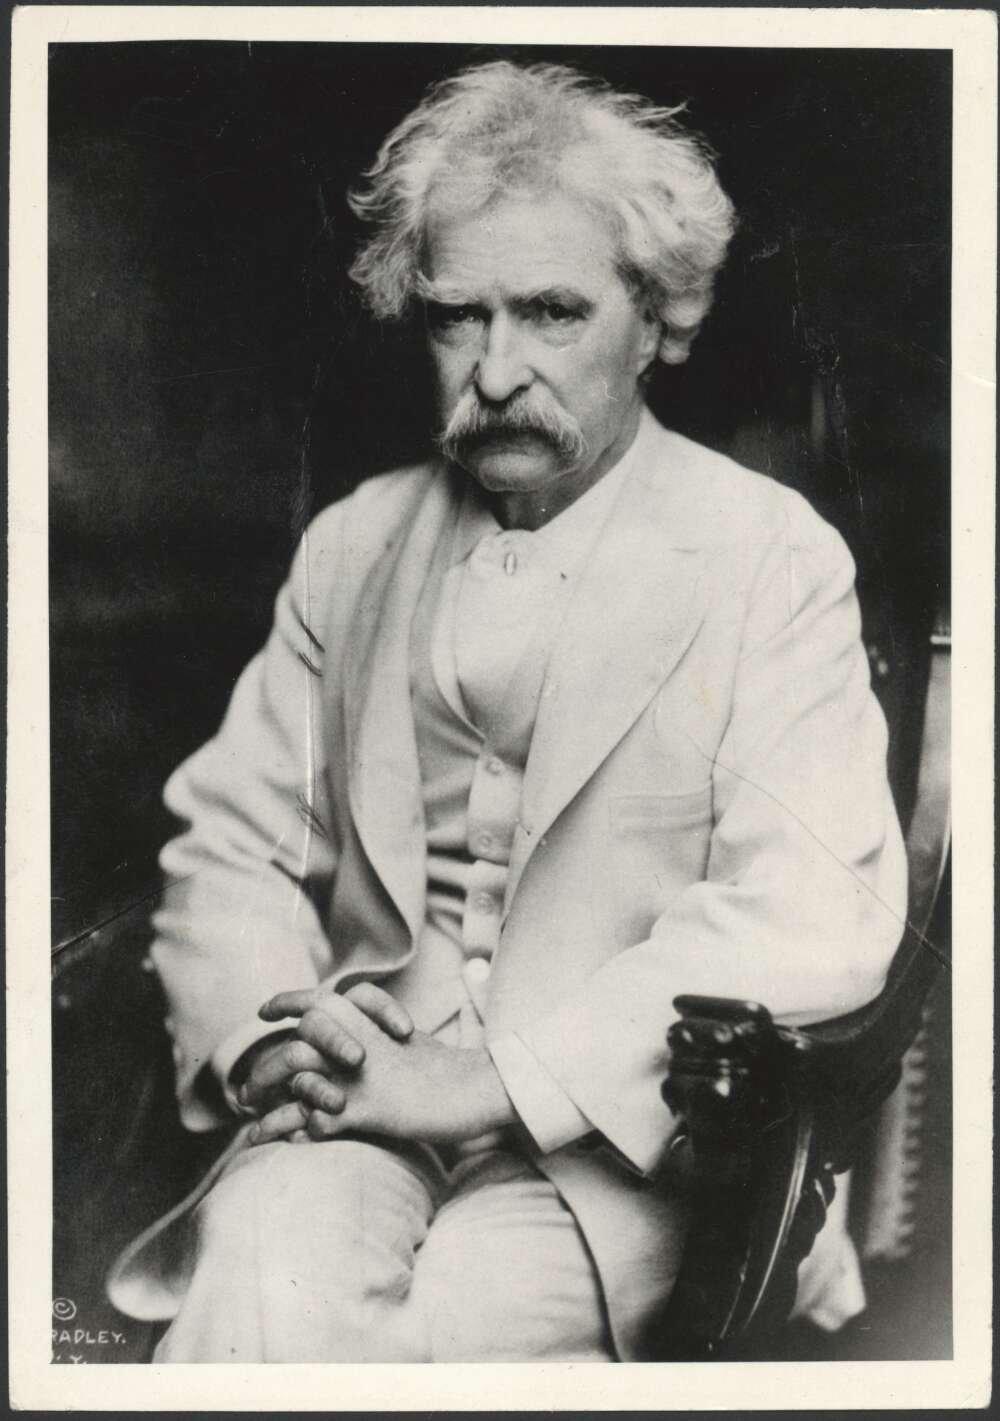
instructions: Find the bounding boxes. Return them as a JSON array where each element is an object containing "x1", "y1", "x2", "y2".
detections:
[
  {"x1": 533, "y1": 301, "x2": 584, "y2": 326},
  {"x1": 429, "y1": 304, "x2": 481, "y2": 330}
]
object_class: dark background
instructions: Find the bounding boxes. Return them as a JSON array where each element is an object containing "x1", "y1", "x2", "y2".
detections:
[
  {"x1": 49, "y1": 41, "x2": 951, "y2": 948},
  {"x1": 48, "y1": 41, "x2": 952, "y2": 1363}
]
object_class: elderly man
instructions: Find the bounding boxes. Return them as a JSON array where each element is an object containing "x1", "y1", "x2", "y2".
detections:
[{"x1": 109, "y1": 61, "x2": 906, "y2": 1361}]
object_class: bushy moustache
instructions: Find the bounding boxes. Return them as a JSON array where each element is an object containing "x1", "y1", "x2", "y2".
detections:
[{"x1": 436, "y1": 390, "x2": 587, "y2": 468}]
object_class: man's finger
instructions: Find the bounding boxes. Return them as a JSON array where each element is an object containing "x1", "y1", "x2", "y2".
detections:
[
  {"x1": 241, "y1": 1039, "x2": 328, "y2": 1107},
  {"x1": 297, "y1": 1002, "x2": 375, "y2": 1067},
  {"x1": 290, "y1": 1070, "x2": 347, "y2": 1115},
  {"x1": 248, "y1": 1100, "x2": 308, "y2": 1146},
  {"x1": 345, "y1": 982, "x2": 414, "y2": 1040},
  {"x1": 259, "y1": 989, "x2": 323, "y2": 1022},
  {"x1": 306, "y1": 1108, "x2": 345, "y2": 1141}
]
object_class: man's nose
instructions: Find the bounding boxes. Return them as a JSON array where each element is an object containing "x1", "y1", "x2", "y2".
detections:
[{"x1": 474, "y1": 314, "x2": 532, "y2": 403}]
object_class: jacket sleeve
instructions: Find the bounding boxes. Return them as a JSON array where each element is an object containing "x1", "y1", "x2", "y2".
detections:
[
  {"x1": 514, "y1": 504, "x2": 909, "y2": 1174},
  {"x1": 151, "y1": 504, "x2": 347, "y2": 1130}
]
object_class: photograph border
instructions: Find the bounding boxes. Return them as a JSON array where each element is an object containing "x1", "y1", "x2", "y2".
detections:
[{"x1": 8, "y1": 4, "x2": 996, "y2": 1410}]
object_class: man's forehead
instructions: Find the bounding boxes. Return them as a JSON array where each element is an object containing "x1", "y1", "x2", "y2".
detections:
[{"x1": 422, "y1": 192, "x2": 621, "y2": 299}]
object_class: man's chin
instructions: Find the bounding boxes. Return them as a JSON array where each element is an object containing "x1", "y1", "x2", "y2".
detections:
[{"x1": 453, "y1": 439, "x2": 566, "y2": 492}]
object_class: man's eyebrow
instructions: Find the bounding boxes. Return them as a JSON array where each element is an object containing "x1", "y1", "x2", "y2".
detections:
[
  {"x1": 414, "y1": 274, "x2": 476, "y2": 306},
  {"x1": 414, "y1": 274, "x2": 594, "y2": 310},
  {"x1": 515, "y1": 286, "x2": 594, "y2": 310}
]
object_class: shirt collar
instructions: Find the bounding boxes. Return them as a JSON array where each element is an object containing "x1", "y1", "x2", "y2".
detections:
[
  {"x1": 450, "y1": 487, "x2": 501, "y2": 567},
  {"x1": 448, "y1": 413, "x2": 644, "y2": 571}
]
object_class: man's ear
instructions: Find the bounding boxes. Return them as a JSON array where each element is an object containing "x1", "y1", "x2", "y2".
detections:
[{"x1": 635, "y1": 309, "x2": 662, "y2": 376}]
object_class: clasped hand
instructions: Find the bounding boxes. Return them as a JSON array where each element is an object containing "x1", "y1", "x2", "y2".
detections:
[{"x1": 237, "y1": 983, "x2": 514, "y2": 1147}]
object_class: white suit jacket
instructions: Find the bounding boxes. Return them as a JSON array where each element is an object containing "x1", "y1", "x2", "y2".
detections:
[{"x1": 126, "y1": 410, "x2": 908, "y2": 1358}]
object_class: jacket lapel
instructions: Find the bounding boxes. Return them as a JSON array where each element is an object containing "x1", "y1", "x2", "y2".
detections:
[
  {"x1": 506, "y1": 422, "x2": 710, "y2": 911},
  {"x1": 342, "y1": 469, "x2": 457, "y2": 942}
]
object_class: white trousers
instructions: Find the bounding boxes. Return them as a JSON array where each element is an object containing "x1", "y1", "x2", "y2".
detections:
[{"x1": 153, "y1": 1138, "x2": 617, "y2": 1362}]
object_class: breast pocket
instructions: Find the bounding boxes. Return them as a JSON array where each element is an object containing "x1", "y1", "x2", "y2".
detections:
[{"x1": 608, "y1": 787, "x2": 715, "y2": 944}]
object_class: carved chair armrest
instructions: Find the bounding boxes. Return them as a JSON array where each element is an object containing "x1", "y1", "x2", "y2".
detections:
[
  {"x1": 653, "y1": 917, "x2": 946, "y2": 1359},
  {"x1": 651, "y1": 994, "x2": 832, "y2": 1357}
]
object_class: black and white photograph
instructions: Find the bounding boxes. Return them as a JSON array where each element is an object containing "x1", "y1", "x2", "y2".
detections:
[{"x1": 7, "y1": 4, "x2": 994, "y2": 1410}]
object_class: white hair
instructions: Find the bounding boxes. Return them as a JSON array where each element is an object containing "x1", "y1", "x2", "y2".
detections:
[{"x1": 348, "y1": 61, "x2": 737, "y2": 365}]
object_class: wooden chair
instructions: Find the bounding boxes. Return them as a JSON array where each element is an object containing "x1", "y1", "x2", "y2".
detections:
[{"x1": 51, "y1": 620, "x2": 950, "y2": 1363}]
